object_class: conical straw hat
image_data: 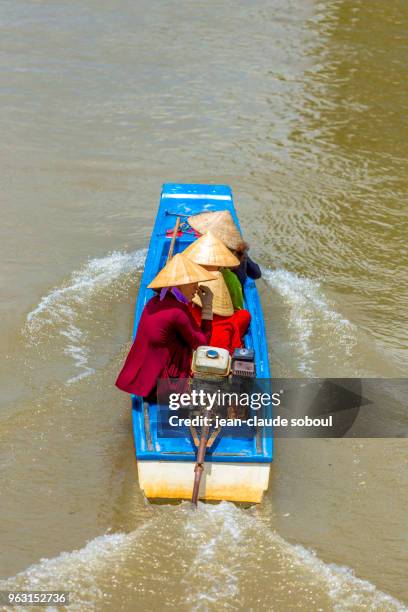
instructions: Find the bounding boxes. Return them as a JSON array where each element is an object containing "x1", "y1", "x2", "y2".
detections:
[
  {"x1": 193, "y1": 271, "x2": 234, "y2": 317},
  {"x1": 182, "y1": 231, "x2": 240, "y2": 268},
  {"x1": 148, "y1": 253, "x2": 216, "y2": 289},
  {"x1": 188, "y1": 210, "x2": 242, "y2": 250}
]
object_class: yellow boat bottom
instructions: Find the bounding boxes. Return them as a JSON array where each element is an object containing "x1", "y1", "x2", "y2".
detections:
[{"x1": 137, "y1": 460, "x2": 271, "y2": 503}]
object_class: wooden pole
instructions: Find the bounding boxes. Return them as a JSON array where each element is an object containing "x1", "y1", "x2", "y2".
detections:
[
  {"x1": 167, "y1": 216, "x2": 181, "y2": 261},
  {"x1": 191, "y1": 420, "x2": 210, "y2": 506}
]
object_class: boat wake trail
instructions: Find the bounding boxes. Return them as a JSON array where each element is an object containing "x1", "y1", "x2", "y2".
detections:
[
  {"x1": 0, "y1": 531, "x2": 141, "y2": 611},
  {"x1": 182, "y1": 503, "x2": 243, "y2": 607},
  {"x1": 181, "y1": 502, "x2": 406, "y2": 611},
  {"x1": 24, "y1": 249, "x2": 146, "y2": 384},
  {"x1": 261, "y1": 266, "x2": 357, "y2": 376},
  {"x1": 1, "y1": 503, "x2": 405, "y2": 611}
]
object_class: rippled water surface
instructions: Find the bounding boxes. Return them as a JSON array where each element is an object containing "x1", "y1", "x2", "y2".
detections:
[{"x1": 0, "y1": 0, "x2": 407, "y2": 609}]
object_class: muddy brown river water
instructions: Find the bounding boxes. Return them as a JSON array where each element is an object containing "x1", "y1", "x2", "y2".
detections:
[{"x1": 0, "y1": 0, "x2": 407, "y2": 610}]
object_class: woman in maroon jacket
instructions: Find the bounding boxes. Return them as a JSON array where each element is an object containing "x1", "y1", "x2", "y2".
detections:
[{"x1": 115, "y1": 253, "x2": 214, "y2": 402}]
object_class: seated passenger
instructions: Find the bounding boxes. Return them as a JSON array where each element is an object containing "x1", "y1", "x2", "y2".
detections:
[
  {"x1": 115, "y1": 253, "x2": 215, "y2": 402},
  {"x1": 187, "y1": 210, "x2": 262, "y2": 309},
  {"x1": 183, "y1": 226, "x2": 242, "y2": 310},
  {"x1": 187, "y1": 210, "x2": 243, "y2": 254},
  {"x1": 231, "y1": 240, "x2": 262, "y2": 285},
  {"x1": 189, "y1": 271, "x2": 251, "y2": 354},
  {"x1": 182, "y1": 229, "x2": 240, "y2": 271},
  {"x1": 183, "y1": 232, "x2": 251, "y2": 352}
]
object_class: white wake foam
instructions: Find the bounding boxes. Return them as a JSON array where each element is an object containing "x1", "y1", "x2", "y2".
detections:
[
  {"x1": 0, "y1": 532, "x2": 134, "y2": 611},
  {"x1": 25, "y1": 249, "x2": 146, "y2": 383},
  {"x1": 182, "y1": 502, "x2": 243, "y2": 609},
  {"x1": 262, "y1": 267, "x2": 357, "y2": 375},
  {"x1": 1, "y1": 503, "x2": 405, "y2": 612},
  {"x1": 182, "y1": 502, "x2": 406, "y2": 611},
  {"x1": 289, "y1": 543, "x2": 407, "y2": 611}
]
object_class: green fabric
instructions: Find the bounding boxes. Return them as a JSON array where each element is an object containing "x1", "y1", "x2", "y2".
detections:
[{"x1": 222, "y1": 268, "x2": 244, "y2": 310}]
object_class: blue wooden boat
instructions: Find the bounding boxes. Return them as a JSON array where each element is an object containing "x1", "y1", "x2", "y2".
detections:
[{"x1": 131, "y1": 183, "x2": 273, "y2": 503}]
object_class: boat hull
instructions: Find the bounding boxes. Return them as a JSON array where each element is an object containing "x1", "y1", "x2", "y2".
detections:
[
  {"x1": 130, "y1": 183, "x2": 273, "y2": 503},
  {"x1": 137, "y1": 460, "x2": 271, "y2": 503}
]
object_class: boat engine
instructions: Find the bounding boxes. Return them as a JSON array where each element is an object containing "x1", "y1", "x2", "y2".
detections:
[
  {"x1": 231, "y1": 347, "x2": 256, "y2": 378},
  {"x1": 191, "y1": 346, "x2": 231, "y2": 381}
]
